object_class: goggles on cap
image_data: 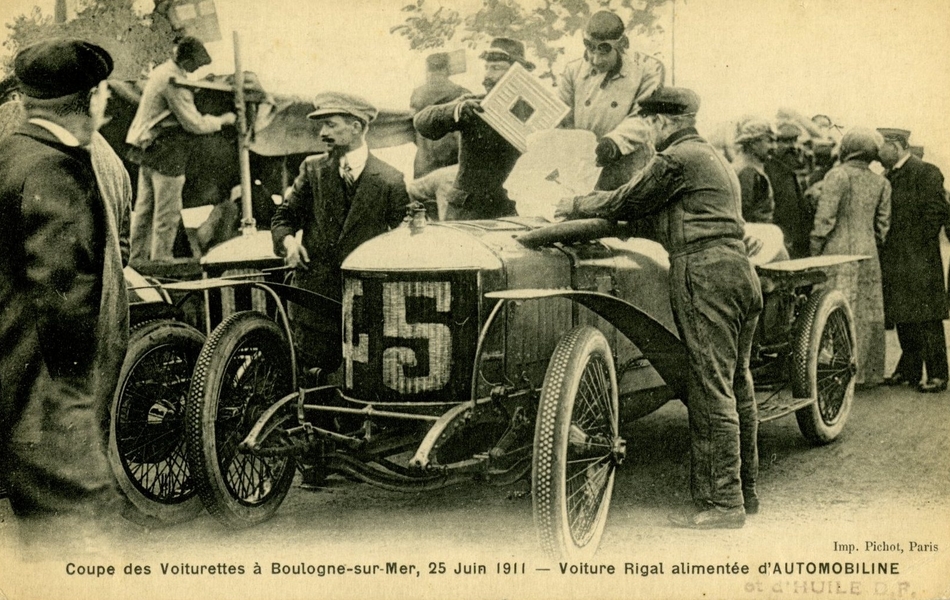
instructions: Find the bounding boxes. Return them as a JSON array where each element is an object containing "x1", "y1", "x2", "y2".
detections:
[{"x1": 583, "y1": 36, "x2": 623, "y2": 56}]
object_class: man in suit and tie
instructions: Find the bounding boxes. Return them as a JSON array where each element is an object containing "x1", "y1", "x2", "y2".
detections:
[{"x1": 271, "y1": 92, "x2": 410, "y2": 377}]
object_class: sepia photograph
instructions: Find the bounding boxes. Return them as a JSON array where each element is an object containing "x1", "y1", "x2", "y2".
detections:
[{"x1": 0, "y1": 0, "x2": 948, "y2": 599}]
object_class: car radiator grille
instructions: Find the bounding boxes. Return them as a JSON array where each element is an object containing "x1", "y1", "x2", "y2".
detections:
[{"x1": 342, "y1": 271, "x2": 479, "y2": 403}]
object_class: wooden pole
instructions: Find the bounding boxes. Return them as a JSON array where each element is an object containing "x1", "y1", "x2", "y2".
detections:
[
  {"x1": 671, "y1": 0, "x2": 676, "y2": 86},
  {"x1": 233, "y1": 31, "x2": 256, "y2": 234}
]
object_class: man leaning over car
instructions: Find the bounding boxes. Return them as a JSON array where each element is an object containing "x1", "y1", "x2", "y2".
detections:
[{"x1": 555, "y1": 87, "x2": 763, "y2": 529}]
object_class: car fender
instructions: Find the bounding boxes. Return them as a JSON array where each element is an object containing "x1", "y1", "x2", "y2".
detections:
[{"x1": 485, "y1": 289, "x2": 687, "y2": 399}]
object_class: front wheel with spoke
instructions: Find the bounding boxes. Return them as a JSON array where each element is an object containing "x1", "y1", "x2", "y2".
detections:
[
  {"x1": 792, "y1": 290, "x2": 857, "y2": 444},
  {"x1": 533, "y1": 326, "x2": 624, "y2": 560},
  {"x1": 186, "y1": 311, "x2": 296, "y2": 527},
  {"x1": 110, "y1": 320, "x2": 205, "y2": 524}
]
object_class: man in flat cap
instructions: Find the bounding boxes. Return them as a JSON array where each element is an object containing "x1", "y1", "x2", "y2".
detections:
[
  {"x1": 410, "y1": 52, "x2": 470, "y2": 180},
  {"x1": 558, "y1": 10, "x2": 666, "y2": 190},
  {"x1": 0, "y1": 38, "x2": 129, "y2": 552},
  {"x1": 556, "y1": 87, "x2": 763, "y2": 528},
  {"x1": 878, "y1": 128, "x2": 950, "y2": 393},
  {"x1": 765, "y1": 122, "x2": 812, "y2": 258},
  {"x1": 414, "y1": 37, "x2": 532, "y2": 221},
  {"x1": 733, "y1": 117, "x2": 776, "y2": 224},
  {"x1": 272, "y1": 92, "x2": 410, "y2": 379},
  {"x1": 126, "y1": 36, "x2": 236, "y2": 262}
]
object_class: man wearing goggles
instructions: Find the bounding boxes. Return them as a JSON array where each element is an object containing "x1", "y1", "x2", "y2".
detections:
[
  {"x1": 583, "y1": 36, "x2": 625, "y2": 57},
  {"x1": 558, "y1": 10, "x2": 666, "y2": 190}
]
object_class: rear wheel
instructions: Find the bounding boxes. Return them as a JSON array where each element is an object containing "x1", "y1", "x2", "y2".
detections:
[
  {"x1": 186, "y1": 311, "x2": 296, "y2": 527},
  {"x1": 109, "y1": 320, "x2": 204, "y2": 524},
  {"x1": 533, "y1": 326, "x2": 624, "y2": 560},
  {"x1": 793, "y1": 290, "x2": 856, "y2": 444}
]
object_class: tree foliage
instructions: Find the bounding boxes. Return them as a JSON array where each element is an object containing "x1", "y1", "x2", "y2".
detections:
[
  {"x1": 391, "y1": 0, "x2": 672, "y2": 82},
  {"x1": 3, "y1": 0, "x2": 176, "y2": 79}
]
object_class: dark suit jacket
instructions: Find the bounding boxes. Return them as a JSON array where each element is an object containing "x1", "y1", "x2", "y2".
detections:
[
  {"x1": 271, "y1": 151, "x2": 409, "y2": 305},
  {"x1": 413, "y1": 98, "x2": 520, "y2": 219},
  {"x1": 0, "y1": 123, "x2": 124, "y2": 515},
  {"x1": 765, "y1": 156, "x2": 812, "y2": 259},
  {"x1": 880, "y1": 155, "x2": 949, "y2": 323},
  {"x1": 0, "y1": 124, "x2": 105, "y2": 385}
]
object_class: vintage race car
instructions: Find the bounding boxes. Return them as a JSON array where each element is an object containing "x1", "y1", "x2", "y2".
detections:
[{"x1": 172, "y1": 211, "x2": 860, "y2": 560}]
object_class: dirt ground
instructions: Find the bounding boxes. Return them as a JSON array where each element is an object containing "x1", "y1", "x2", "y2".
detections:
[{"x1": 1, "y1": 329, "x2": 949, "y2": 600}]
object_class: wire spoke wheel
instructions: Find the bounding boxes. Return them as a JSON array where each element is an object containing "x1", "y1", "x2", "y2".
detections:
[
  {"x1": 186, "y1": 312, "x2": 296, "y2": 527},
  {"x1": 110, "y1": 320, "x2": 204, "y2": 524},
  {"x1": 533, "y1": 326, "x2": 624, "y2": 560},
  {"x1": 793, "y1": 290, "x2": 856, "y2": 444}
]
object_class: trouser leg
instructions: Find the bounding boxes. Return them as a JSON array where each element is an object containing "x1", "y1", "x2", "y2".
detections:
[
  {"x1": 150, "y1": 172, "x2": 186, "y2": 261},
  {"x1": 736, "y1": 305, "x2": 761, "y2": 506},
  {"x1": 894, "y1": 322, "x2": 924, "y2": 384},
  {"x1": 670, "y1": 244, "x2": 760, "y2": 510},
  {"x1": 921, "y1": 320, "x2": 948, "y2": 381},
  {"x1": 129, "y1": 168, "x2": 155, "y2": 262}
]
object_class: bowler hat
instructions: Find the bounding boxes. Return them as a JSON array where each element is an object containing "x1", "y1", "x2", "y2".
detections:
[
  {"x1": 876, "y1": 127, "x2": 911, "y2": 146},
  {"x1": 308, "y1": 91, "x2": 378, "y2": 124},
  {"x1": 479, "y1": 38, "x2": 535, "y2": 71},
  {"x1": 638, "y1": 87, "x2": 701, "y2": 117},
  {"x1": 175, "y1": 36, "x2": 212, "y2": 68},
  {"x1": 14, "y1": 38, "x2": 113, "y2": 99},
  {"x1": 586, "y1": 11, "x2": 626, "y2": 41}
]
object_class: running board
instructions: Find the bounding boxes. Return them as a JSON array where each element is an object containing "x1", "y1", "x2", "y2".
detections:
[{"x1": 757, "y1": 394, "x2": 814, "y2": 422}]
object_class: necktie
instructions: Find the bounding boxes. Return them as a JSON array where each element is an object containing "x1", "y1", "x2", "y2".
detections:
[{"x1": 340, "y1": 156, "x2": 356, "y2": 191}]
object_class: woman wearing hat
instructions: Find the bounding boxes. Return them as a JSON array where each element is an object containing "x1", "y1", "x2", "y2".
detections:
[{"x1": 810, "y1": 127, "x2": 892, "y2": 386}]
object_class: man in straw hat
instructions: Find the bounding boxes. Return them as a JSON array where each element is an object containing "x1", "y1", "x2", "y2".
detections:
[
  {"x1": 557, "y1": 87, "x2": 763, "y2": 528},
  {"x1": 414, "y1": 37, "x2": 534, "y2": 221},
  {"x1": 558, "y1": 10, "x2": 666, "y2": 190},
  {"x1": 271, "y1": 92, "x2": 410, "y2": 380}
]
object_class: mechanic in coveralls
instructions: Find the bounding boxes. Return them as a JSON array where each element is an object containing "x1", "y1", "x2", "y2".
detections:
[{"x1": 555, "y1": 87, "x2": 763, "y2": 528}]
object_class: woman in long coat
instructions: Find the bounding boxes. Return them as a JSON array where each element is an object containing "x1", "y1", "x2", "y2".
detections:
[{"x1": 810, "y1": 128, "x2": 892, "y2": 386}]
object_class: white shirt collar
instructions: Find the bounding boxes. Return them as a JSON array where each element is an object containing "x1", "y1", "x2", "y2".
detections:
[
  {"x1": 340, "y1": 143, "x2": 369, "y2": 180},
  {"x1": 28, "y1": 118, "x2": 83, "y2": 147},
  {"x1": 893, "y1": 152, "x2": 911, "y2": 171}
]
